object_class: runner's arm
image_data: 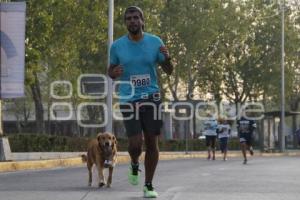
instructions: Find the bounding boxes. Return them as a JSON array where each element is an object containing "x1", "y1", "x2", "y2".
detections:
[
  {"x1": 159, "y1": 46, "x2": 173, "y2": 75},
  {"x1": 161, "y1": 58, "x2": 173, "y2": 75},
  {"x1": 108, "y1": 64, "x2": 123, "y2": 79}
]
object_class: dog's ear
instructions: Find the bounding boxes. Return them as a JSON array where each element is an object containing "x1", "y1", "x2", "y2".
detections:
[
  {"x1": 97, "y1": 133, "x2": 103, "y2": 144},
  {"x1": 112, "y1": 135, "x2": 117, "y2": 148}
]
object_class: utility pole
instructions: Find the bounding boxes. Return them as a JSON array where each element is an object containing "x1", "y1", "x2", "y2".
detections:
[
  {"x1": 105, "y1": 0, "x2": 114, "y2": 132},
  {"x1": 280, "y1": 0, "x2": 285, "y2": 152},
  {"x1": 0, "y1": 0, "x2": 4, "y2": 140}
]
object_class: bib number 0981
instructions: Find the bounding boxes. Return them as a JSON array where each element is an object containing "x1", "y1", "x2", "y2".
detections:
[{"x1": 131, "y1": 75, "x2": 150, "y2": 87}]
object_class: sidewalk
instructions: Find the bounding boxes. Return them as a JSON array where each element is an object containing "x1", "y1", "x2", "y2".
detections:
[{"x1": 0, "y1": 150, "x2": 300, "y2": 172}]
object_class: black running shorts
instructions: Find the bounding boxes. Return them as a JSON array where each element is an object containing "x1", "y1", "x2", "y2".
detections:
[
  {"x1": 205, "y1": 135, "x2": 217, "y2": 148},
  {"x1": 120, "y1": 100, "x2": 163, "y2": 137},
  {"x1": 239, "y1": 133, "x2": 253, "y2": 146}
]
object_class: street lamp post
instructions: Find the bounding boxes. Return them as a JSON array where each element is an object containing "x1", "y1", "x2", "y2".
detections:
[
  {"x1": 106, "y1": 0, "x2": 113, "y2": 133},
  {"x1": 280, "y1": 0, "x2": 285, "y2": 152}
]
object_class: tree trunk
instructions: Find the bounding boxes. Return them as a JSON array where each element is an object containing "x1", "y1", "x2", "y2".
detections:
[{"x1": 30, "y1": 72, "x2": 45, "y2": 134}]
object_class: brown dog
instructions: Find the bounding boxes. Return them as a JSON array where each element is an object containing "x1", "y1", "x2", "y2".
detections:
[{"x1": 82, "y1": 132, "x2": 117, "y2": 187}]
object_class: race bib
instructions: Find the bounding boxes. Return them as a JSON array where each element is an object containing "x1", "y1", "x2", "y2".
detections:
[{"x1": 130, "y1": 74, "x2": 151, "y2": 87}]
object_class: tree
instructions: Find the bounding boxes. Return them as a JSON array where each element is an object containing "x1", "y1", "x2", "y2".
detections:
[
  {"x1": 160, "y1": 0, "x2": 228, "y2": 102},
  {"x1": 26, "y1": 0, "x2": 54, "y2": 133},
  {"x1": 25, "y1": 0, "x2": 109, "y2": 134}
]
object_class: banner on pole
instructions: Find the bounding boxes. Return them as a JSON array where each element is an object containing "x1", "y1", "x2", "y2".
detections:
[{"x1": 0, "y1": 2, "x2": 26, "y2": 99}]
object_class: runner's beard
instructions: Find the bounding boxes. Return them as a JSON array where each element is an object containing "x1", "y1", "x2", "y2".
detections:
[{"x1": 128, "y1": 26, "x2": 142, "y2": 35}]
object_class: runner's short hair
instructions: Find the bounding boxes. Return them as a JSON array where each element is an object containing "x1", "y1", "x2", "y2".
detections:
[{"x1": 124, "y1": 6, "x2": 144, "y2": 21}]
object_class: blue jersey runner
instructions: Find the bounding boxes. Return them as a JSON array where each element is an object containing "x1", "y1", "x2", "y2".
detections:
[{"x1": 110, "y1": 32, "x2": 165, "y2": 103}]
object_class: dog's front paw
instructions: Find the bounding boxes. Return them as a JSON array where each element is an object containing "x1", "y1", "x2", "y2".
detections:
[
  {"x1": 98, "y1": 182, "x2": 105, "y2": 187},
  {"x1": 106, "y1": 179, "x2": 112, "y2": 188}
]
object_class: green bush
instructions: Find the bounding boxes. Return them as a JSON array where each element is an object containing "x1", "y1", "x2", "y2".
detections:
[
  {"x1": 8, "y1": 134, "x2": 242, "y2": 152},
  {"x1": 8, "y1": 134, "x2": 89, "y2": 152}
]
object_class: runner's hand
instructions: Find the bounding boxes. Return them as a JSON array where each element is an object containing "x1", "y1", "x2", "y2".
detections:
[
  {"x1": 159, "y1": 46, "x2": 170, "y2": 60},
  {"x1": 111, "y1": 65, "x2": 123, "y2": 78}
]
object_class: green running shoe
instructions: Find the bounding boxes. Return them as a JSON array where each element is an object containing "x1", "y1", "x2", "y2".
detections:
[
  {"x1": 128, "y1": 164, "x2": 140, "y2": 185},
  {"x1": 143, "y1": 185, "x2": 158, "y2": 198},
  {"x1": 249, "y1": 147, "x2": 254, "y2": 156}
]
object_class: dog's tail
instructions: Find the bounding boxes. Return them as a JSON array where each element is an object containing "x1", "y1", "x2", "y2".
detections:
[{"x1": 81, "y1": 154, "x2": 88, "y2": 163}]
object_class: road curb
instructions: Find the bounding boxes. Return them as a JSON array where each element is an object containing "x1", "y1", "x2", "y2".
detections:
[
  {"x1": 0, "y1": 157, "x2": 85, "y2": 172},
  {"x1": 0, "y1": 151, "x2": 299, "y2": 172}
]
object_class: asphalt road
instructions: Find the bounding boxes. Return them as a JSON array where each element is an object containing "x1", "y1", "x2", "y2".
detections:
[{"x1": 0, "y1": 156, "x2": 299, "y2": 200}]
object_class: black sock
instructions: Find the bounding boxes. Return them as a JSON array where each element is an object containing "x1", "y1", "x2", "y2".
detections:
[
  {"x1": 131, "y1": 162, "x2": 139, "y2": 175},
  {"x1": 131, "y1": 162, "x2": 139, "y2": 167},
  {"x1": 145, "y1": 182, "x2": 153, "y2": 190}
]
